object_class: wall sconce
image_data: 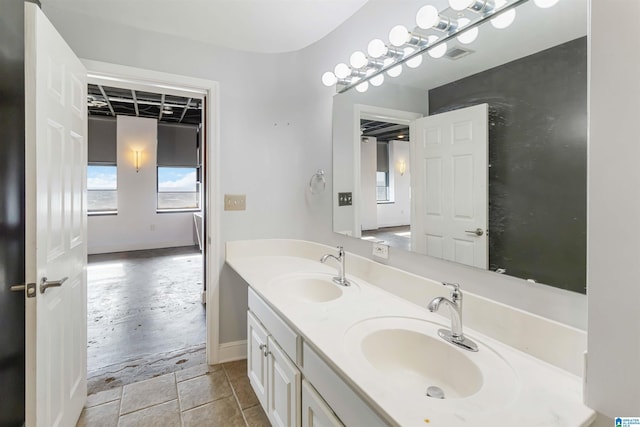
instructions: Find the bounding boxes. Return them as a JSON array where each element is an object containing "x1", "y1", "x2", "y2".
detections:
[
  {"x1": 134, "y1": 150, "x2": 141, "y2": 173},
  {"x1": 398, "y1": 160, "x2": 407, "y2": 176}
]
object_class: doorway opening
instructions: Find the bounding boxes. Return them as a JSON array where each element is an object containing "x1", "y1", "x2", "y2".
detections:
[{"x1": 83, "y1": 74, "x2": 214, "y2": 394}]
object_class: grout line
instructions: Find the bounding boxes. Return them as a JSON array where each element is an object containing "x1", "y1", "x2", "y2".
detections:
[{"x1": 222, "y1": 364, "x2": 250, "y2": 427}]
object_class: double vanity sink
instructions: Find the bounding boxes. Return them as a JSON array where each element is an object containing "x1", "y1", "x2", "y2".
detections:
[{"x1": 226, "y1": 240, "x2": 596, "y2": 426}]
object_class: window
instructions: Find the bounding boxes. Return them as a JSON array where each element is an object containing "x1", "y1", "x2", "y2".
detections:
[
  {"x1": 376, "y1": 142, "x2": 390, "y2": 202},
  {"x1": 376, "y1": 171, "x2": 390, "y2": 201},
  {"x1": 87, "y1": 165, "x2": 117, "y2": 213},
  {"x1": 157, "y1": 167, "x2": 200, "y2": 210}
]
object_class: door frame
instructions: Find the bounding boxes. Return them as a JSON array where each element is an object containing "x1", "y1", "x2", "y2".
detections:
[
  {"x1": 352, "y1": 104, "x2": 422, "y2": 238},
  {"x1": 82, "y1": 60, "x2": 222, "y2": 364}
]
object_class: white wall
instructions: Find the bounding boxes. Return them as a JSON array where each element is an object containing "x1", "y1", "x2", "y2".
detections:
[
  {"x1": 360, "y1": 136, "x2": 377, "y2": 231},
  {"x1": 586, "y1": 0, "x2": 640, "y2": 417},
  {"x1": 377, "y1": 139, "x2": 410, "y2": 228},
  {"x1": 87, "y1": 116, "x2": 197, "y2": 254}
]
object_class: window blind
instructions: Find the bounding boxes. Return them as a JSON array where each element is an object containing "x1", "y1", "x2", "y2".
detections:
[
  {"x1": 157, "y1": 123, "x2": 198, "y2": 167},
  {"x1": 88, "y1": 117, "x2": 116, "y2": 164}
]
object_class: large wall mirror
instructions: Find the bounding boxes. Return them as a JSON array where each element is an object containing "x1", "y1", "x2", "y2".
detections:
[{"x1": 332, "y1": 0, "x2": 587, "y2": 293}]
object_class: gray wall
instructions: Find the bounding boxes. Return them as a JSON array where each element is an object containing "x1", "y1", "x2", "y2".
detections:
[
  {"x1": 429, "y1": 37, "x2": 587, "y2": 293},
  {"x1": 0, "y1": 0, "x2": 26, "y2": 425}
]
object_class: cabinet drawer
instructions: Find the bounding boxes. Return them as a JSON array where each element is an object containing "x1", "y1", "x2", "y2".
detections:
[
  {"x1": 302, "y1": 341, "x2": 389, "y2": 427},
  {"x1": 249, "y1": 287, "x2": 299, "y2": 363}
]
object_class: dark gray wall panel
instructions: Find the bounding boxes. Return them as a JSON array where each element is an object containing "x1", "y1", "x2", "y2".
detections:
[
  {"x1": 0, "y1": 0, "x2": 26, "y2": 425},
  {"x1": 429, "y1": 37, "x2": 587, "y2": 293}
]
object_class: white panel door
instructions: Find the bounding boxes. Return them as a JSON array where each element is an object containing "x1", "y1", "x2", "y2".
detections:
[
  {"x1": 267, "y1": 336, "x2": 301, "y2": 427},
  {"x1": 24, "y1": 3, "x2": 88, "y2": 426},
  {"x1": 301, "y1": 380, "x2": 343, "y2": 427},
  {"x1": 411, "y1": 104, "x2": 488, "y2": 268},
  {"x1": 247, "y1": 312, "x2": 269, "y2": 411}
]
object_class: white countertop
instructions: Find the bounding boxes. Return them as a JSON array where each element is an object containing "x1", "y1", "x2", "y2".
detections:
[{"x1": 226, "y1": 239, "x2": 596, "y2": 427}]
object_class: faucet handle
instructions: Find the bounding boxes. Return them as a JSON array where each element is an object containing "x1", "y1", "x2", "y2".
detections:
[
  {"x1": 336, "y1": 245, "x2": 344, "y2": 257},
  {"x1": 442, "y1": 282, "x2": 461, "y2": 299}
]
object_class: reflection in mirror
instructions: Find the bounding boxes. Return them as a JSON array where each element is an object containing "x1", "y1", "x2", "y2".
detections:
[{"x1": 332, "y1": 0, "x2": 587, "y2": 293}]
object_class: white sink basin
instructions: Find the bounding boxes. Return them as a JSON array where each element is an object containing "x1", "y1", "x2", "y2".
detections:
[
  {"x1": 344, "y1": 316, "x2": 518, "y2": 409},
  {"x1": 266, "y1": 273, "x2": 358, "y2": 303}
]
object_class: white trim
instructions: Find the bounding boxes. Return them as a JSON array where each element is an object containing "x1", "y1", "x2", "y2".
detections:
[
  {"x1": 82, "y1": 60, "x2": 222, "y2": 364},
  {"x1": 87, "y1": 241, "x2": 198, "y2": 256},
  {"x1": 352, "y1": 104, "x2": 423, "y2": 239},
  {"x1": 218, "y1": 340, "x2": 248, "y2": 363}
]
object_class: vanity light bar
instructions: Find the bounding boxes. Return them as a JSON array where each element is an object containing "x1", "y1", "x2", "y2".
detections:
[{"x1": 321, "y1": 0, "x2": 553, "y2": 93}]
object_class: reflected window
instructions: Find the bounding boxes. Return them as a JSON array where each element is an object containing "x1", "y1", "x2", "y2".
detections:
[
  {"x1": 157, "y1": 167, "x2": 200, "y2": 211},
  {"x1": 376, "y1": 171, "x2": 390, "y2": 201},
  {"x1": 87, "y1": 165, "x2": 117, "y2": 213}
]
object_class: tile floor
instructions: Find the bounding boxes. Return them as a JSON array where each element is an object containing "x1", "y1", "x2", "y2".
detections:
[{"x1": 77, "y1": 359, "x2": 270, "y2": 427}]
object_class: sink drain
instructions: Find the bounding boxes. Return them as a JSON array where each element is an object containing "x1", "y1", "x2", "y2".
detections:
[{"x1": 426, "y1": 386, "x2": 445, "y2": 399}]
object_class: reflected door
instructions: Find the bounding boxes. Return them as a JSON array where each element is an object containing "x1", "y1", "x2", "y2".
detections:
[{"x1": 411, "y1": 104, "x2": 488, "y2": 268}]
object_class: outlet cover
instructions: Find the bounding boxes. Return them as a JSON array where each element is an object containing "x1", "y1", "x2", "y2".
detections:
[
  {"x1": 224, "y1": 194, "x2": 246, "y2": 211},
  {"x1": 372, "y1": 242, "x2": 389, "y2": 259}
]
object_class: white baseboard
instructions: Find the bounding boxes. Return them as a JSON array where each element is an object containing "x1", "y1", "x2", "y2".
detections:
[
  {"x1": 218, "y1": 340, "x2": 247, "y2": 363},
  {"x1": 88, "y1": 240, "x2": 197, "y2": 255}
]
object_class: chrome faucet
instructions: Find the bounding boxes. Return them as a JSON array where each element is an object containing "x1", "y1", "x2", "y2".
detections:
[
  {"x1": 427, "y1": 283, "x2": 478, "y2": 352},
  {"x1": 320, "y1": 246, "x2": 350, "y2": 286}
]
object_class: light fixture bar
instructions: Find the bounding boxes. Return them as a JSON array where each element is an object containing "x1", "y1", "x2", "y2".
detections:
[
  {"x1": 179, "y1": 98, "x2": 192, "y2": 123},
  {"x1": 97, "y1": 85, "x2": 116, "y2": 116},
  {"x1": 337, "y1": 0, "x2": 528, "y2": 93},
  {"x1": 131, "y1": 90, "x2": 139, "y2": 116},
  {"x1": 158, "y1": 93, "x2": 166, "y2": 120}
]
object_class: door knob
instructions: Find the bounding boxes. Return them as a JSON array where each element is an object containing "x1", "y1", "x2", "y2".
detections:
[
  {"x1": 465, "y1": 228, "x2": 484, "y2": 237},
  {"x1": 40, "y1": 276, "x2": 68, "y2": 294}
]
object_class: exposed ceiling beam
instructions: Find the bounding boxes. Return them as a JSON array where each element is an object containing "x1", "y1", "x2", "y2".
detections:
[
  {"x1": 362, "y1": 123, "x2": 407, "y2": 137},
  {"x1": 131, "y1": 90, "x2": 139, "y2": 116},
  {"x1": 179, "y1": 98, "x2": 192, "y2": 123},
  {"x1": 98, "y1": 85, "x2": 116, "y2": 117},
  {"x1": 159, "y1": 93, "x2": 166, "y2": 120}
]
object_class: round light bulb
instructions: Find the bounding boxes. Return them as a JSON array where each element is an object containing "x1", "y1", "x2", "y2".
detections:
[
  {"x1": 491, "y1": 0, "x2": 516, "y2": 29},
  {"x1": 416, "y1": 5, "x2": 439, "y2": 29},
  {"x1": 356, "y1": 81, "x2": 369, "y2": 93},
  {"x1": 321, "y1": 71, "x2": 337, "y2": 87},
  {"x1": 449, "y1": 0, "x2": 473, "y2": 11},
  {"x1": 457, "y1": 18, "x2": 478, "y2": 44},
  {"x1": 427, "y1": 36, "x2": 447, "y2": 59},
  {"x1": 533, "y1": 0, "x2": 559, "y2": 8},
  {"x1": 334, "y1": 63, "x2": 350, "y2": 79},
  {"x1": 387, "y1": 64, "x2": 403, "y2": 78},
  {"x1": 404, "y1": 47, "x2": 423, "y2": 69},
  {"x1": 370, "y1": 73, "x2": 384, "y2": 87},
  {"x1": 350, "y1": 51, "x2": 368, "y2": 69},
  {"x1": 389, "y1": 25, "x2": 409, "y2": 47},
  {"x1": 367, "y1": 39, "x2": 388, "y2": 58}
]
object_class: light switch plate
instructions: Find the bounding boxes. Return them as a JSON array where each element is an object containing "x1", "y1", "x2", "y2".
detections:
[
  {"x1": 224, "y1": 194, "x2": 246, "y2": 211},
  {"x1": 372, "y1": 242, "x2": 389, "y2": 259}
]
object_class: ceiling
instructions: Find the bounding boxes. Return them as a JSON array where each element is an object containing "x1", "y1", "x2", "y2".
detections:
[
  {"x1": 361, "y1": 120, "x2": 409, "y2": 143},
  {"x1": 88, "y1": 84, "x2": 202, "y2": 125},
  {"x1": 41, "y1": 0, "x2": 369, "y2": 54}
]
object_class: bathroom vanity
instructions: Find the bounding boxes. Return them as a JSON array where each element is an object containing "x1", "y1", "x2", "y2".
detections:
[{"x1": 226, "y1": 239, "x2": 595, "y2": 427}]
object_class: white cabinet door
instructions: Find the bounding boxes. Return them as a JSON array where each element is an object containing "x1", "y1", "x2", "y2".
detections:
[
  {"x1": 25, "y1": 3, "x2": 88, "y2": 426},
  {"x1": 248, "y1": 312, "x2": 269, "y2": 411},
  {"x1": 302, "y1": 380, "x2": 343, "y2": 427},
  {"x1": 267, "y1": 336, "x2": 301, "y2": 427}
]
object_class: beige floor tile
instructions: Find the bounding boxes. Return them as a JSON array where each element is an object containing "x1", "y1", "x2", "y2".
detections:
[
  {"x1": 177, "y1": 369, "x2": 233, "y2": 411},
  {"x1": 76, "y1": 400, "x2": 120, "y2": 427},
  {"x1": 222, "y1": 359, "x2": 247, "y2": 381},
  {"x1": 181, "y1": 395, "x2": 245, "y2": 427},
  {"x1": 118, "y1": 399, "x2": 181, "y2": 427},
  {"x1": 120, "y1": 373, "x2": 177, "y2": 415},
  {"x1": 243, "y1": 404, "x2": 270, "y2": 427},
  {"x1": 86, "y1": 387, "x2": 122, "y2": 408},
  {"x1": 175, "y1": 363, "x2": 222, "y2": 383},
  {"x1": 230, "y1": 375, "x2": 259, "y2": 410}
]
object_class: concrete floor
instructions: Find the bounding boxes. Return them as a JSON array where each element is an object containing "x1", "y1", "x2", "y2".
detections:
[
  {"x1": 87, "y1": 246, "x2": 206, "y2": 394},
  {"x1": 362, "y1": 225, "x2": 411, "y2": 251}
]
